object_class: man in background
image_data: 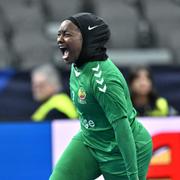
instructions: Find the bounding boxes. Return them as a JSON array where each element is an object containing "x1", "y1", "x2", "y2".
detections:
[{"x1": 31, "y1": 64, "x2": 78, "y2": 121}]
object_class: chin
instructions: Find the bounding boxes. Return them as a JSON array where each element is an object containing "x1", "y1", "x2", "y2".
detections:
[
  {"x1": 63, "y1": 59, "x2": 71, "y2": 65},
  {"x1": 64, "y1": 58, "x2": 75, "y2": 65}
]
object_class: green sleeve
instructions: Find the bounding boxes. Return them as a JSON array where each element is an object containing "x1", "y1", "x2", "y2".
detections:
[
  {"x1": 112, "y1": 119, "x2": 138, "y2": 180},
  {"x1": 92, "y1": 76, "x2": 138, "y2": 179}
]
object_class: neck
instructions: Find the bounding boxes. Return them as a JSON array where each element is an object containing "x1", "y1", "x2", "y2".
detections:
[
  {"x1": 133, "y1": 95, "x2": 149, "y2": 107},
  {"x1": 75, "y1": 50, "x2": 108, "y2": 67}
]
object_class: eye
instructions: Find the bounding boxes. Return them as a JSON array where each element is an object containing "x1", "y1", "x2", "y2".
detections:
[
  {"x1": 57, "y1": 31, "x2": 62, "y2": 36},
  {"x1": 64, "y1": 32, "x2": 71, "y2": 37}
]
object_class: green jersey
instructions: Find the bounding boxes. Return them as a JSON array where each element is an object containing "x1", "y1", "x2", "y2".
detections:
[
  {"x1": 70, "y1": 59, "x2": 152, "y2": 178},
  {"x1": 70, "y1": 59, "x2": 136, "y2": 149}
]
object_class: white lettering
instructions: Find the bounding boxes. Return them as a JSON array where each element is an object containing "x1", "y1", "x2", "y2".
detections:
[{"x1": 82, "y1": 119, "x2": 95, "y2": 129}]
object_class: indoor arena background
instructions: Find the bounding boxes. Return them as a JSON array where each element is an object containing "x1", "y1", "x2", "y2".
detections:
[{"x1": 0, "y1": 0, "x2": 180, "y2": 180}]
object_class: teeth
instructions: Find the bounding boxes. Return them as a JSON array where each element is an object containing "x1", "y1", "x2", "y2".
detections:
[
  {"x1": 58, "y1": 44, "x2": 66, "y2": 50},
  {"x1": 62, "y1": 50, "x2": 69, "y2": 59},
  {"x1": 59, "y1": 46, "x2": 66, "y2": 49}
]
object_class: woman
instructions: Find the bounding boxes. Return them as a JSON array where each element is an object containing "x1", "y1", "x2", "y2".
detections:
[
  {"x1": 50, "y1": 13, "x2": 152, "y2": 180},
  {"x1": 128, "y1": 66, "x2": 171, "y2": 116}
]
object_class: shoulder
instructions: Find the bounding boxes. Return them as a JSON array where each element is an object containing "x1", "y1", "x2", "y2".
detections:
[
  {"x1": 99, "y1": 59, "x2": 120, "y2": 74},
  {"x1": 147, "y1": 97, "x2": 169, "y2": 116},
  {"x1": 156, "y1": 97, "x2": 169, "y2": 108},
  {"x1": 91, "y1": 60, "x2": 126, "y2": 94},
  {"x1": 91, "y1": 59, "x2": 124, "y2": 82},
  {"x1": 49, "y1": 93, "x2": 72, "y2": 104},
  {"x1": 155, "y1": 97, "x2": 169, "y2": 114}
]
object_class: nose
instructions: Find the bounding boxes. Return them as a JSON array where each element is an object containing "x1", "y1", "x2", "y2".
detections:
[{"x1": 57, "y1": 34, "x2": 64, "y2": 44}]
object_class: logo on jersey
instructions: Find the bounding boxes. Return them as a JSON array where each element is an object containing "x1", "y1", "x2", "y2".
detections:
[
  {"x1": 78, "y1": 87, "x2": 87, "y2": 104},
  {"x1": 82, "y1": 119, "x2": 95, "y2": 129}
]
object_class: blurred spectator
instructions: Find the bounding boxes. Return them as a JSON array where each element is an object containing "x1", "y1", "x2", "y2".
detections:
[
  {"x1": 172, "y1": 0, "x2": 180, "y2": 6},
  {"x1": 39, "y1": 0, "x2": 53, "y2": 22},
  {"x1": 136, "y1": 19, "x2": 157, "y2": 48},
  {"x1": 78, "y1": 0, "x2": 96, "y2": 14},
  {"x1": 128, "y1": 66, "x2": 177, "y2": 117},
  {"x1": 31, "y1": 64, "x2": 78, "y2": 121},
  {"x1": 124, "y1": 0, "x2": 157, "y2": 48},
  {"x1": 132, "y1": 0, "x2": 157, "y2": 48}
]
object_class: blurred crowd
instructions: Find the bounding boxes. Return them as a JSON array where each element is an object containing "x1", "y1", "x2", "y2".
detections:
[
  {"x1": 0, "y1": 63, "x2": 179, "y2": 121},
  {"x1": 0, "y1": 0, "x2": 180, "y2": 121}
]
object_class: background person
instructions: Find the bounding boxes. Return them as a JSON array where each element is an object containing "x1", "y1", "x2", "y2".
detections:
[
  {"x1": 128, "y1": 66, "x2": 177, "y2": 116},
  {"x1": 31, "y1": 64, "x2": 78, "y2": 121}
]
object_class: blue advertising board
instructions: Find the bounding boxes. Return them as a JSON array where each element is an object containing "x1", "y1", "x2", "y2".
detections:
[{"x1": 0, "y1": 122, "x2": 52, "y2": 180}]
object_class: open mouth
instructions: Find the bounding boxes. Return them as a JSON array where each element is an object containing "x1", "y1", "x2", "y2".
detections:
[{"x1": 59, "y1": 46, "x2": 69, "y2": 60}]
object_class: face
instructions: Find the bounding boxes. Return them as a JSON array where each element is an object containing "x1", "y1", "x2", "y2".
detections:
[
  {"x1": 32, "y1": 73, "x2": 57, "y2": 101},
  {"x1": 131, "y1": 69, "x2": 152, "y2": 96},
  {"x1": 57, "y1": 20, "x2": 83, "y2": 64}
]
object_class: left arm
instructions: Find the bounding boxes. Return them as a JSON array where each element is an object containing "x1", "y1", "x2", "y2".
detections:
[
  {"x1": 112, "y1": 118, "x2": 138, "y2": 180},
  {"x1": 92, "y1": 77, "x2": 138, "y2": 179}
]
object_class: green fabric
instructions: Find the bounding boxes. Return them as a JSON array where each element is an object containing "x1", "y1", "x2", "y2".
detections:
[
  {"x1": 102, "y1": 173, "x2": 146, "y2": 180},
  {"x1": 70, "y1": 59, "x2": 137, "y2": 153},
  {"x1": 49, "y1": 132, "x2": 101, "y2": 180},
  {"x1": 102, "y1": 173, "x2": 138, "y2": 180},
  {"x1": 69, "y1": 59, "x2": 152, "y2": 178},
  {"x1": 90, "y1": 122, "x2": 152, "y2": 178},
  {"x1": 112, "y1": 119, "x2": 138, "y2": 180},
  {"x1": 49, "y1": 131, "x2": 152, "y2": 180}
]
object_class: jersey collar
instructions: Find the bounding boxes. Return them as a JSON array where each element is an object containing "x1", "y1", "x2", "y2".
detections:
[{"x1": 74, "y1": 66, "x2": 81, "y2": 77}]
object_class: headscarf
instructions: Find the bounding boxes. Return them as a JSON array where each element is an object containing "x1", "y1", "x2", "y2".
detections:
[{"x1": 67, "y1": 12, "x2": 110, "y2": 67}]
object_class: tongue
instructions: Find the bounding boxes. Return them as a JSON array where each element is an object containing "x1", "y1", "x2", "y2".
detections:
[{"x1": 62, "y1": 50, "x2": 69, "y2": 59}]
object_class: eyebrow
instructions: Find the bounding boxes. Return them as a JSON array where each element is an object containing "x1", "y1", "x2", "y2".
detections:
[
  {"x1": 58, "y1": 30, "x2": 65, "y2": 33},
  {"x1": 57, "y1": 29, "x2": 69, "y2": 35},
  {"x1": 58, "y1": 27, "x2": 80, "y2": 34}
]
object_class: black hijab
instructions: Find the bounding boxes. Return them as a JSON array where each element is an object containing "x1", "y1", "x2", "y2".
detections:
[{"x1": 67, "y1": 12, "x2": 110, "y2": 67}]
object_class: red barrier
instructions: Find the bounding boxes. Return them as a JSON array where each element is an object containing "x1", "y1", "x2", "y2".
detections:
[{"x1": 148, "y1": 133, "x2": 180, "y2": 180}]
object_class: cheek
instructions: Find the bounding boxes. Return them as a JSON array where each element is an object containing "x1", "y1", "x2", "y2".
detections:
[
  {"x1": 34, "y1": 89, "x2": 45, "y2": 97},
  {"x1": 75, "y1": 38, "x2": 82, "y2": 50},
  {"x1": 131, "y1": 81, "x2": 140, "y2": 92},
  {"x1": 142, "y1": 79, "x2": 152, "y2": 90},
  {"x1": 72, "y1": 41, "x2": 82, "y2": 57},
  {"x1": 132, "y1": 82, "x2": 147, "y2": 94},
  {"x1": 77, "y1": 44, "x2": 82, "y2": 56},
  {"x1": 146, "y1": 82, "x2": 152, "y2": 92},
  {"x1": 32, "y1": 86, "x2": 40, "y2": 93},
  {"x1": 74, "y1": 36, "x2": 82, "y2": 50}
]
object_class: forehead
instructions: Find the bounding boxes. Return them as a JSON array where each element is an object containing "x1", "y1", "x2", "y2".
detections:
[
  {"x1": 58, "y1": 20, "x2": 80, "y2": 32},
  {"x1": 32, "y1": 72, "x2": 47, "y2": 81},
  {"x1": 138, "y1": 69, "x2": 149, "y2": 76}
]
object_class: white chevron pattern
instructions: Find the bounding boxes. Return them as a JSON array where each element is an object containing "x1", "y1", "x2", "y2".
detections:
[
  {"x1": 92, "y1": 64, "x2": 107, "y2": 93},
  {"x1": 96, "y1": 78, "x2": 104, "y2": 85},
  {"x1": 74, "y1": 69, "x2": 81, "y2": 77},
  {"x1": 94, "y1": 70, "x2": 102, "y2": 78},
  {"x1": 92, "y1": 64, "x2": 100, "y2": 72},
  {"x1": 98, "y1": 84, "x2": 107, "y2": 93}
]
